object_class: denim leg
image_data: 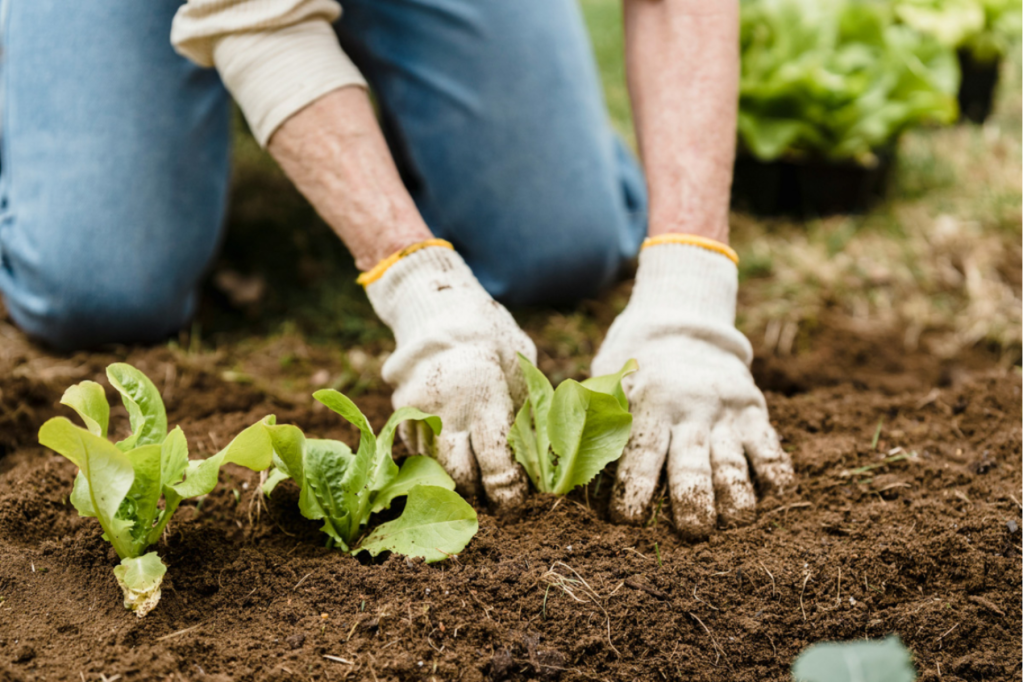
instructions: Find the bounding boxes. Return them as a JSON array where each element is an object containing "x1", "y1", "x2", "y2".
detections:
[
  {"x1": 0, "y1": 0, "x2": 231, "y2": 351},
  {"x1": 337, "y1": 0, "x2": 648, "y2": 305}
]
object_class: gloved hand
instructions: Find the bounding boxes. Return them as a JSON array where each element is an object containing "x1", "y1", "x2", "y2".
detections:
[
  {"x1": 591, "y1": 236, "x2": 794, "y2": 539},
  {"x1": 364, "y1": 241, "x2": 533, "y2": 507}
]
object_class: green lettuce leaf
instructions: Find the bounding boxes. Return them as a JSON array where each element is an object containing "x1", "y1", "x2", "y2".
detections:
[
  {"x1": 60, "y1": 380, "x2": 109, "y2": 438},
  {"x1": 107, "y1": 363, "x2": 167, "y2": 450},
  {"x1": 304, "y1": 438, "x2": 353, "y2": 549},
  {"x1": 376, "y1": 406, "x2": 442, "y2": 489},
  {"x1": 548, "y1": 382, "x2": 634, "y2": 496},
  {"x1": 357, "y1": 485, "x2": 478, "y2": 563},
  {"x1": 39, "y1": 417, "x2": 135, "y2": 558},
  {"x1": 173, "y1": 416, "x2": 275, "y2": 499},
  {"x1": 123, "y1": 443, "x2": 164, "y2": 544},
  {"x1": 580, "y1": 358, "x2": 639, "y2": 409},
  {"x1": 371, "y1": 456, "x2": 456, "y2": 514}
]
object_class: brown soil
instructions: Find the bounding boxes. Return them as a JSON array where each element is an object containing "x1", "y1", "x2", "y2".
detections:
[{"x1": 0, "y1": 317, "x2": 1020, "y2": 682}]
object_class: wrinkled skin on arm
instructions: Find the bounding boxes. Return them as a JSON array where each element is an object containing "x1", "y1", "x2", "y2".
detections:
[{"x1": 596, "y1": 0, "x2": 794, "y2": 537}]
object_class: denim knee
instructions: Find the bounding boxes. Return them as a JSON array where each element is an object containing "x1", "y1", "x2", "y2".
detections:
[
  {"x1": 3, "y1": 271, "x2": 196, "y2": 352},
  {"x1": 470, "y1": 208, "x2": 634, "y2": 307}
]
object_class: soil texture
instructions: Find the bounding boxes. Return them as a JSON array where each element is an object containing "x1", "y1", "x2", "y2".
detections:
[{"x1": 0, "y1": 318, "x2": 1020, "y2": 682}]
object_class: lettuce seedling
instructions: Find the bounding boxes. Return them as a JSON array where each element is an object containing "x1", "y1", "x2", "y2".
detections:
[
  {"x1": 38, "y1": 363, "x2": 274, "y2": 617},
  {"x1": 260, "y1": 389, "x2": 478, "y2": 562},
  {"x1": 508, "y1": 354, "x2": 637, "y2": 495}
]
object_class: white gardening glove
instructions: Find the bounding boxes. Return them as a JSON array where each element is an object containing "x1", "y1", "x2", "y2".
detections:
[
  {"x1": 592, "y1": 238, "x2": 794, "y2": 539},
  {"x1": 365, "y1": 242, "x2": 533, "y2": 507}
]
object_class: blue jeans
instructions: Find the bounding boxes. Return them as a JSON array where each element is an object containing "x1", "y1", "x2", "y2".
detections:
[{"x1": 0, "y1": 0, "x2": 647, "y2": 351}]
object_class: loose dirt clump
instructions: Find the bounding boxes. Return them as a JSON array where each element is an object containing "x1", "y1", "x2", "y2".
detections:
[{"x1": 0, "y1": 320, "x2": 1019, "y2": 682}]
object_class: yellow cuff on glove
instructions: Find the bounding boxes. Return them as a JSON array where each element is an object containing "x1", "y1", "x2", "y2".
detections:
[
  {"x1": 641, "y1": 234, "x2": 738, "y2": 265},
  {"x1": 356, "y1": 239, "x2": 454, "y2": 287}
]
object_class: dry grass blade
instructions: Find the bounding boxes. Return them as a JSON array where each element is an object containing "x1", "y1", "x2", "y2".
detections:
[
  {"x1": 764, "y1": 501, "x2": 812, "y2": 516},
  {"x1": 156, "y1": 623, "x2": 203, "y2": 642},
  {"x1": 541, "y1": 561, "x2": 621, "y2": 657},
  {"x1": 323, "y1": 655, "x2": 354, "y2": 664},
  {"x1": 758, "y1": 559, "x2": 778, "y2": 597},
  {"x1": 800, "y1": 571, "x2": 812, "y2": 621},
  {"x1": 687, "y1": 612, "x2": 729, "y2": 668}
]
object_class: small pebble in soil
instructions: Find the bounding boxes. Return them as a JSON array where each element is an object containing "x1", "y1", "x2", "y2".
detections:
[
  {"x1": 286, "y1": 634, "x2": 305, "y2": 650},
  {"x1": 13, "y1": 645, "x2": 35, "y2": 663},
  {"x1": 1007, "y1": 520, "x2": 1019, "y2": 535}
]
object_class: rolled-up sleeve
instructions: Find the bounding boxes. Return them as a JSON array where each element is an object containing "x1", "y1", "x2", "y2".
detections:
[{"x1": 172, "y1": 0, "x2": 367, "y2": 146}]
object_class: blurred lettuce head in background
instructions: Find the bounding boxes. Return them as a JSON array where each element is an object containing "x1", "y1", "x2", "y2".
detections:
[
  {"x1": 893, "y1": 0, "x2": 1022, "y2": 63},
  {"x1": 738, "y1": 0, "x2": 960, "y2": 164}
]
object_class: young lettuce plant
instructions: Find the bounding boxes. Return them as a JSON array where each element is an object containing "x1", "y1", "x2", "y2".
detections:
[
  {"x1": 38, "y1": 363, "x2": 274, "y2": 617},
  {"x1": 260, "y1": 389, "x2": 478, "y2": 562},
  {"x1": 508, "y1": 354, "x2": 637, "y2": 495}
]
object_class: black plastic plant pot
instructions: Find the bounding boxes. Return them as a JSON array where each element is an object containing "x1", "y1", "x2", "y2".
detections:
[
  {"x1": 957, "y1": 49, "x2": 1000, "y2": 124},
  {"x1": 731, "y1": 149, "x2": 894, "y2": 218}
]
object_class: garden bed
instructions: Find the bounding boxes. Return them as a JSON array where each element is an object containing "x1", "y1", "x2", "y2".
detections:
[{"x1": 0, "y1": 319, "x2": 1019, "y2": 682}]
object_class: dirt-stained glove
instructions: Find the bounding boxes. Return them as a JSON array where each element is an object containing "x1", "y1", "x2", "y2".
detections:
[
  {"x1": 364, "y1": 241, "x2": 533, "y2": 507},
  {"x1": 591, "y1": 236, "x2": 794, "y2": 539}
]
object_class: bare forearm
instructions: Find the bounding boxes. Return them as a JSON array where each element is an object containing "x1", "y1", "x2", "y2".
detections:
[
  {"x1": 624, "y1": 0, "x2": 739, "y2": 243},
  {"x1": 267, "y1": 87, "x2": 433, "y2": 271}
]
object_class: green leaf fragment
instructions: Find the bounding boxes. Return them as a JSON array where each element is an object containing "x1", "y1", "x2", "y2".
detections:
[
  {"x1": 792, "y1": 636, "x2": 917, "y2": 682},
  {"x1": 262, "y1": 468, "x2": 291, "y2": 497},
  {"x1": 357, "y1": 485, "x2": 478, "y2": 563},
  {"x1": 113, "y1": 552, "x2": 167, "y2": 619}
]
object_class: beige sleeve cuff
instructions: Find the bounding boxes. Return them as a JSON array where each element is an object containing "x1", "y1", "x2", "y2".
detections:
[{"x1": 212, "y1": 20, "x2": 367, "y2": 146}]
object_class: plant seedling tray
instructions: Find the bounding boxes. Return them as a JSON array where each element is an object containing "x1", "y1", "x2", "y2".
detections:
[
  {"x1": 731, "y1": 149, "x2": 894, "y2": 218},
  {"x1": 957, "y1": 49, "x2": 1000, "y2": 124}
]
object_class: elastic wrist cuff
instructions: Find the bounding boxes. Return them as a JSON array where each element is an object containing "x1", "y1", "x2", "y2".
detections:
[
  {"x1": 356, "y1": 239, "x2": 454, "y2": 287},
  {"x1": 642, "y1": 234, "x2": 738, "y2": 265}
]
